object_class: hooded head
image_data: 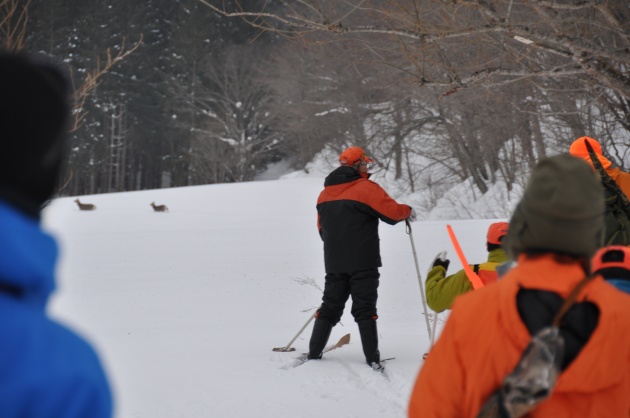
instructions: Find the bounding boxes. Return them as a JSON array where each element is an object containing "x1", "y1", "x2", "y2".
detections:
[
  {"x1": 503, "y1": 155, "x2": 605, "y2": 260},
  {"x1": 0, "y1": 53, "x2": 71, "y2": 219},
  {"x1": 569, "y1": 136, "x2": 612, "y2": 170}
]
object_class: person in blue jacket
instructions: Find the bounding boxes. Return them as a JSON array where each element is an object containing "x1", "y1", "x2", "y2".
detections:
[{"x1": 0, "y1": 52, "x2": 112, "y2": 418}]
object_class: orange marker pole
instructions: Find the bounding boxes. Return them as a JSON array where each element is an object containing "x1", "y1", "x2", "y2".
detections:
[{"x1": 446, "y1": 224, "x2": 484, "y2": 290}]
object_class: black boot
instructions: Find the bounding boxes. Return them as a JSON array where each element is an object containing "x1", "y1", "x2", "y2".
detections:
[
  {"x1": 307, "y1": 318, "x2": 333, "y2": 360},
  {"x1": 358, "y1": 319, "x2": 383, "y2": 370}
]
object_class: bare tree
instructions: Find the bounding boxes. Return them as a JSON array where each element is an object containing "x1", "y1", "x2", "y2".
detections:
[
  {"x1": 173, "y1": 45, "x2": 281, "y2": 183},
  {"x1": 200, "y1": 0, "x2": 629, "y2": 206},
  {"x1": 70, "y1": 37, "x2": 142, "y2": 131},
  {"x1": 1, "y1": 1, "x2": 141, "y2": 130},
  {"x1": 1, "y1": 0, "x2": 142, "y2": 199},
  {"x1": 199, "y1": 0, "x2": 629, "y2": 97},
  {"x1": 0, "y1": 0, "x2": 28, "y2": 51}
]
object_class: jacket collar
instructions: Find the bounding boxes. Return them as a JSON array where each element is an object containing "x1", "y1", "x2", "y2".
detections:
[
  {"x1": 487, "y1": 248, "x2": 508, "y2": 264},
  {"x1": 324, "y1": 166, "x2": 371, "y2": 187}
]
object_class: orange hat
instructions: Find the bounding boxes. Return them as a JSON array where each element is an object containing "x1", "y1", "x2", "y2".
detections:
[
  {"x1": 591, "y1": 245, "x2": 630, "y2": 274},
  {"x1": 569, "y1": 136, "x2": 612, "y2": 169},
  {"x1": 487, "y1": 222, "x2": 509, "y2": 245},
  {"x1": 339, "y1": 146, "x2": 374, "y2": 167}
]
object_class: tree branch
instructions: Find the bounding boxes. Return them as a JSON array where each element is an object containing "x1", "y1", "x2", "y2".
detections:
[{"x1": 72, "y1": 36, "x2": 143, "y2": 131}]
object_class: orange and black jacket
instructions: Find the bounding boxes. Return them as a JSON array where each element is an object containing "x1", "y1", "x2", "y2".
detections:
[{"x1": 317, "y1": 166, "x2": 411, "y2": 273}]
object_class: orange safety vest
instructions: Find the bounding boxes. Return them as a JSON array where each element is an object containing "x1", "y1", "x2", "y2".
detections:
[{"x1": 473, "y1": 264, "x2": 499, "y2": 286}]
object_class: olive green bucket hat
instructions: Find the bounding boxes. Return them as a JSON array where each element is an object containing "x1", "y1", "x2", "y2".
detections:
[{"x1": 503, "y1": 155, "x2": 605, "y2": 259}]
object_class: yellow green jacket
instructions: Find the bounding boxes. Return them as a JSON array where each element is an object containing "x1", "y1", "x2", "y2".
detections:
[{"x1": 425, "y1": 248, "x2": 508, "y2": 313}]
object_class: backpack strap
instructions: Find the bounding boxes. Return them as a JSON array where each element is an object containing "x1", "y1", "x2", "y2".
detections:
[{"x1": 473, "y1": 264, "x2": 480, "y2": 274}]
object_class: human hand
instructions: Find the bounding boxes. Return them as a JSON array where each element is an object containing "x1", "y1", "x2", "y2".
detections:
[
  {"x1": 408, "y1": 207, "x2": 417, "y2": 222},
  {"x1": 432, "y1": 258, "x2": 450, "y2": 271}
]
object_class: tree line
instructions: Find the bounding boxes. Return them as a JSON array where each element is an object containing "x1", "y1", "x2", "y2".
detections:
[{"x1": 8, "y1": 0, "x2": 629, "y2": 208}]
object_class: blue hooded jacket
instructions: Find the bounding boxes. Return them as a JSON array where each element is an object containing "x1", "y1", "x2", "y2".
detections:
[{"x1": 0, "y1": 199, "x2": 112, "y2": 417}]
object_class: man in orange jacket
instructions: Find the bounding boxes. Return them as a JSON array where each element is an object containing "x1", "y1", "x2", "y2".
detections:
[
  {"x1": 409, "y1": 155, "x2": 630, "y2": 417},
  {"x1": 307, "y1": 146, "x2": 414, "y2": 371},
  {"x1": 569, "y1": 136, "x2": 630, "y2": 246},
  {"x1": 569, "y1": 136, "x2": 630, "y2": 198}
]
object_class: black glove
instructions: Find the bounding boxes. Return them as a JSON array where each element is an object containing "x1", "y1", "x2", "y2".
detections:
[{"x1": 433, "y1": 258, "x2": 450, "y2": 271}]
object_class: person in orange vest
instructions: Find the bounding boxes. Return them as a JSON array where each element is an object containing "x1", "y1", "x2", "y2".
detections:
[
  {"x1": 307, "y1": 146, "x2": 415, "y2": 371},
  {"x1": 425, "y1": 222, "x2": 509, "y2": 312},
  {"x1": 569, "y1": 136, "x2": 630, "y2": 198},
  {"x1": 569, "y1": 136, "x2": 630, "y2": 246},
  {"x1": 592, "y1": 245, "x2": 630, "y2": 295},
  {"x1": 409, "y1": 155, "x2": 630, "y2": 417}
]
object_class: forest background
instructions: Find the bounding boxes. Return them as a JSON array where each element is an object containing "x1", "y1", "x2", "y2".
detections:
[{"x1": 12, "y1": 0, "x2": 630, "y2": 217}]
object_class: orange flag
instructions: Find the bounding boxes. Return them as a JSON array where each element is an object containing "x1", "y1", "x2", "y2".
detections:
[{"x1": 446, "y1": 224, "x2": 484, "y2": 290}]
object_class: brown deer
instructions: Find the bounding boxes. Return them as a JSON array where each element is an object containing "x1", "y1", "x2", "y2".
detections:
[
  {"x1": 151, "y1": 202, "x2": 169, "y2": 212},
  {"x1": 74, "y1": 198, "x2": 96, "y2": 211}
]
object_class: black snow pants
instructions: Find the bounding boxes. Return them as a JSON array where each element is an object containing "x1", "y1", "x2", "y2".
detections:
[{"x1": 317, "y1": 268, "x2": 380, "y2": 324}]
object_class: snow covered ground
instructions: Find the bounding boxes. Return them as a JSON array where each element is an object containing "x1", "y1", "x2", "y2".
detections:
[{"x1": 43, "y1": 175, "x2": 506, "y2": 418}]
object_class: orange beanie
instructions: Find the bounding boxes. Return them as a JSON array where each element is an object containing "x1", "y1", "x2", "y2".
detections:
[{"x1": 569, "y1": 136, "x2": 612, "y2": 169}]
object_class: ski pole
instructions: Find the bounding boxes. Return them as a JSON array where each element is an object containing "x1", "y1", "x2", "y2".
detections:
[
  {"x1": 272, "y1": 310, "x2": 317, "y2": 352},
  {"x1": 405, "y1": 219, "x2": 432, "y2": 341},
  {"x1": 430, "y1": 311, "x2": 439, "y2": 346},
  {"x1": 423, "y1": 311, "x2": 441, "y2": 361}
]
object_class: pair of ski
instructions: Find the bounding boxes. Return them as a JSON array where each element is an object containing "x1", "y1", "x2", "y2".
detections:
[
  {"x1": 281, "y1": 334, "x2": 391, "y2": 377},
  {"x1": 280, "y1": 333, "x2": 350, "y2": 370}
]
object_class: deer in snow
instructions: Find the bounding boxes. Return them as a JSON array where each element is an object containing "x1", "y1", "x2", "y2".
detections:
[
  {"x1": 151, "y1": 202, "x2": 169, "y2": 212},
  {"x1": 74, "y1": 198, "x2": 96, "y2": 211}
]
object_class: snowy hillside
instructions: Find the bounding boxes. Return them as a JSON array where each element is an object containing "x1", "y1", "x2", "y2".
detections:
[{"x1": 43, "y1": 176, "x2": 506, "y2": 418}]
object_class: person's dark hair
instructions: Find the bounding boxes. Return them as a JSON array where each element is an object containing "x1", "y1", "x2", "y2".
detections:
[
  {"x1": 487, "y1": 235, "x2": 505, "y2": 252},
  {"x1": 0, "y1": 52, "x2": 71, "y2": 218},
  {"x1": 596, "y1": 267, "x2": 630, "y2": 281},
  {"x1": 522, "y1": 251, "x2": 590, "y2": 273},
  {"x1": 487, "y1": 243, "x2": 501, "y2": 252}
]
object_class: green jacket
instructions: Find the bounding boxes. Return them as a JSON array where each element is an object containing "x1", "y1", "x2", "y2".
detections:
[{"x1": 425, "y1": 248, "x2": 508, "y2": 313}]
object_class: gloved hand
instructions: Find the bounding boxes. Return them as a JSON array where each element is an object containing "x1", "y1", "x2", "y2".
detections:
[
  {"x1": 408, "y1": 207, "x2": 417, "y2": 222},
  {"x1": 433, "y1": 258, "x2": 450, "y2": 271}
]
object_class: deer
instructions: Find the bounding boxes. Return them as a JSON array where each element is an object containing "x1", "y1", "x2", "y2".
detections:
[
  {"x1": 151, "y1": 202, "x2": 169, "y2": 212},
  {"x1": 74, "y1": 198, "x2": 96, "y2": 211}
]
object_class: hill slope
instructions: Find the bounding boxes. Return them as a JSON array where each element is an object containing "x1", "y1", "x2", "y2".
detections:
[{"x1": 44, "y1": 177, "x2": 504, "y2": 418}]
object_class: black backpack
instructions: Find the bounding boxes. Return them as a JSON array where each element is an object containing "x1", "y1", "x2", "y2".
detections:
[{"x1": 584, "y1": 140, "x2": 630, "y2": 246}]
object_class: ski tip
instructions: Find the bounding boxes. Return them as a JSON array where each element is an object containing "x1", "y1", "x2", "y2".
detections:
[{"x1": 272, "y1": 347, "x2": 296, "y2": 352}]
